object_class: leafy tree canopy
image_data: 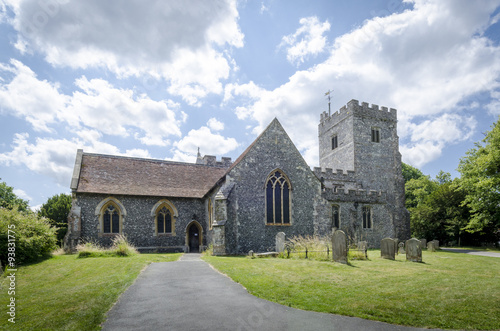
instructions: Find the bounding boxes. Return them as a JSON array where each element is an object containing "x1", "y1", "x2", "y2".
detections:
[
  {"x1": 402, "y1": 162, "x2": 425, "y2": 183},
  {"x1": 0, "y1": 178, "x2": 30, "y2": 212},
  {"x1": 456, "y1": 117, "x2": 500, "y2": 234},
  {"x1": 38, "y1": 193, "x2": 72, "y2": 226}
]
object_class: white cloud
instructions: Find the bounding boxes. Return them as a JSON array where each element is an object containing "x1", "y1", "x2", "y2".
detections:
[
  {"x1": 207, "y1": 118, "x2": 225, "y2": 131},
  {"x1": 0, "y1": 59, "x2": 67, "y2": 132},
  {"x1": 280, "y1": 16, "x2": 331, "y2": 65},
  {"x1": 3, "y1": 0, "x2": 244, "y2": 105},
  {"x1": 233, "y1": 0, "x2": 500, "y2": 168},
  {"x1": 172, "y1": 124, "x2": 239, "y2": 161},
  {"x1": 0, "y1": 60, "x2": 185, "y2": 147},
  {"x1": 401, "y1": 113, "x2": 477, "y2": 167},
  {"x1": 13, "y1": 188, "x2": 31, "y2": 202},
  {"x1": 0, "y1": 133, "x2": 152, "y2": 186}
]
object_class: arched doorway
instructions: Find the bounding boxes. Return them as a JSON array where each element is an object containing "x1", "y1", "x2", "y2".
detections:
[{"x1": 186, "y1": 221, "x2": 202, "y2": 253}]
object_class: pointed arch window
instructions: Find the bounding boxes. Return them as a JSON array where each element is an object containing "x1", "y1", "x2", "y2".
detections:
[
  {"x1": 266, "y1": 170, "x2": 291, "y2": 225},
  {"x1": 362, "y1": 206, "x2": 372, "y2": 229},
  {"x1": 332, "y1": 205, "x2": 340, "y2": 229},
  {"x1": 102, "y1": 203, "x2": 121, "y2": 234},
  {"x1": 157, "y1": 206, "x2": 172, "y2": 234}
]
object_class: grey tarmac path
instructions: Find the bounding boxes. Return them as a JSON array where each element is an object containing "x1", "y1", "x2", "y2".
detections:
[
  {"x1": 440, "y1": 248, "x2": 500, "y2": 258},
  {"x1": 102, "y1": 253, "x2": 441, "y2": 331}
]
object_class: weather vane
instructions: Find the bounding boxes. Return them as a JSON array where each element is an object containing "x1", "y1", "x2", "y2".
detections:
[{"x1": 325, "y1": 89, "x2": 333, "y2": 115}]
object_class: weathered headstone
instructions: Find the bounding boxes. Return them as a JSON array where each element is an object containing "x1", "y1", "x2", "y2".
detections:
[
  {"x1": 275, "y1": 232, "x2": 286, "y2": 253},
  {"x1": 248, "y1": 250, "x2": 254, "y2": 257},
  {"x1": 398, "y1": 242, "x2": 405, "y2": 254},
  {"x1": 332, "y1": 230, "x2": 348, "y2": 264},
  {"x1": 427, "y1": 241, "x2": 436, "y2": 252},
  {"x1": 406, "y1": 238, "x2": 422, "y2": 262},
  {"x1": 394, "y1": 238, "x2": 399, "y2": 255},
  {"x1": 357, "y1": 241, "x2": 368, "y2": 258},
  {"x1": 420, "y1": 239, "x2": 427, "y2": 250},
  {"x1": 431, "y1": 240, "x2": 439, "y2": 249},
  {"x1": 381, "y1": 238, "x2": 396, "y2": 260}
]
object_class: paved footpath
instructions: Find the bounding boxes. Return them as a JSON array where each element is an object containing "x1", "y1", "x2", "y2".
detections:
[
  {"x1": 102, "y1": 254, "x2": 441, "y2": 331},
  {"x1": 440, "y1": 248, "x2": 500, "y2": 258}
]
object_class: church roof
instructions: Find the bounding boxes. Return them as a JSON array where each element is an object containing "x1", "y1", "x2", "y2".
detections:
[{"x1": 74, "y1": 152, "x2": 226, "y2": 199}]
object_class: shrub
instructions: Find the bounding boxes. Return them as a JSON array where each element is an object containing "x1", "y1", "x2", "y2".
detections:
[{"x1": 0, "y1": 207, "x2": 58, "y2": 266}]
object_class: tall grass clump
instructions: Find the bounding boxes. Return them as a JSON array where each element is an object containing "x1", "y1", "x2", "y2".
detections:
[
  {"x1": 202, "y1": 244, "x2": 213, "y2": 256},
  {"x1": 286, "y1": 235, "x2": 331, "y2": 260},
  {"x1": 77, "y1": 235, "x2": 138, "y2": 258}
]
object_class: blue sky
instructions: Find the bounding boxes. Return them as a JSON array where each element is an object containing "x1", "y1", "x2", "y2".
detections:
[{"x1": 0, "y1": 0, "x2": 499, "y2": 208}]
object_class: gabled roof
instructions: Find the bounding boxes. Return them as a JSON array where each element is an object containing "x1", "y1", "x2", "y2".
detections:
[{"x1": 74, "y1": 152, "x2": 226, "y2": 199}]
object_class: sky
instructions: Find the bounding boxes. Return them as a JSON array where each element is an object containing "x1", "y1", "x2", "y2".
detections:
[{"x1": 0, "y1": 0, "x2": 500, "y2": 209}]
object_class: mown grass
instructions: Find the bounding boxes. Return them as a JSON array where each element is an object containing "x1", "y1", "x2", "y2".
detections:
[
  {"x1": 0, "y1": 253, "x2": 181, "y2": 330},
  {"x1": 204, "y1": 250, "x2": 500, "y2": 330}
]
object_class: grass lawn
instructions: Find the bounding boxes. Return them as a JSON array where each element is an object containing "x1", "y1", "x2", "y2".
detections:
[
  {"x1": 204, "y1": 250, "x2": 500, "y2": 330},
  {"x1": 0, "y1": 253, "x2": 181, "y2": 331}
]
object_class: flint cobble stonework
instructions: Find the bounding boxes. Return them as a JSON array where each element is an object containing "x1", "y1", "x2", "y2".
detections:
[
  {"x1": 77, "y1": 193, "x2": 208, "y2": 251},
  {"x1": 66, "y1": 99, "x2": 411, "y2": 254}
]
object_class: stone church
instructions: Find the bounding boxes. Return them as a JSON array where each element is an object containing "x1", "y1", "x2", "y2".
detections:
[{"x1": 65, "y1": 99, "x2": 410, "y2": 254}]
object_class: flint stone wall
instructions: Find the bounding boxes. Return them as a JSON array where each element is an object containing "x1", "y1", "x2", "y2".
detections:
[{"x1": 76, "y1": 193, "x2": 207, "y2": 251}]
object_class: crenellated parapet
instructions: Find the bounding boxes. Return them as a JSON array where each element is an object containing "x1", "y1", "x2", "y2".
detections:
[
  {"x1": 197, "y1": 155, "x2": 232, "y2": 168},
  {"x1": 322, "y1": 187, "x2": 387, "y2": 204},
  {"x1": 313, "y1": 167, "x2": 356, "y2": 181},
  {"x1": 320, "y1": 99, "x2": 397, "y2": 125}
]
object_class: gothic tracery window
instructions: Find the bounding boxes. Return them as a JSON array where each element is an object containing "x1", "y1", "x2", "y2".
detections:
[
  {"x1": 103, "y1": 203, "x2": 120, "y2": 234},
  {"x1": 266, "y1": 170, "x2": 291, "y2": 225},
  {"x1": 157, "y1": 206, "x2": 172, "y2": 234}
]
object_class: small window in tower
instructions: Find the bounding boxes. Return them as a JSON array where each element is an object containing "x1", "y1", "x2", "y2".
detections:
[
  {"x1": 371, "y1": 128, "x2": 380, "y2": 143},
  {"x1": 331, "y1": 135, "x2": 338, "y2": 150}
]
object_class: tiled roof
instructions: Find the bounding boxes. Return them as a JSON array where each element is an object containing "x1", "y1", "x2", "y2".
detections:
[{"x1": 75, "y1": 153, "x2": 226, "y2": 199}]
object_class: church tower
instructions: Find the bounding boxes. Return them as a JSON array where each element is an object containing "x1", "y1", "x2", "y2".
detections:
[{"x1": 318, "y1": 99, "x2": 410, "y2": 239}]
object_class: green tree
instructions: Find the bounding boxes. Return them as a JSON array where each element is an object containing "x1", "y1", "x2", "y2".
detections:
[
  {"x1": 405, "y1": 175, "x2": 439, "y2": 209},
  {"x1": 457, "y1": 118, "x2": 500, "y2": 235},
  {"x1": 0, "y1": 178, "x2": 30, "y2": 212},
  {"x1": 402, "y1": 162, "x2": 424, "y2": 183},
  {"x1": 38, "y1": 193, "x2": 72, "y2": 244}
]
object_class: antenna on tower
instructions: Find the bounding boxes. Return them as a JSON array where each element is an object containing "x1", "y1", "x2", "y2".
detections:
[{"x1": 325, "y1": 89, "x2": 333, "y2": 116}]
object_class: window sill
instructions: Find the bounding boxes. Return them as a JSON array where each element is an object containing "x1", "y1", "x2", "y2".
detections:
[{"x1": 266, "y1": 223, "x2": 292, "y2": 226}]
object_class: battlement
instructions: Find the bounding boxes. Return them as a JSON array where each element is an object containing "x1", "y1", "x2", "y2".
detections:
[
  {"x1": 313, "y1": 167, "x2": 356, "y2": 181},
  {"x1": 197, "y1": 155, "x2": 232, "y2": 168},
  {"x1": 322, "y1": 187, "x2": 387, "y2": 203},
  {"x1": 320, "y1": 99, "x2": 397, "y2": 125}
]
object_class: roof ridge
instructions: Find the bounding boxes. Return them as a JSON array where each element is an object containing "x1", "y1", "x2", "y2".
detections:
[{"x1": 83, "y1": 152, "x2": 218, "y2": 168}]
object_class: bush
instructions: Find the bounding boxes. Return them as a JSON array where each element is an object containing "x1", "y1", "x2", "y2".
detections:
[
  {"x1": 0, "y1": 207, "x2": 58, "y2": 266},
  {"x1": 77, "y1": 235, "x2": 138, "y2": 258}
]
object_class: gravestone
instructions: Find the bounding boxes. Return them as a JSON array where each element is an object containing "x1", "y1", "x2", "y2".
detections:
[
  {"x1": 398, "y1": 242, "x2": 405, "y2": 254},
  {"x1": 427, "y1": 241, "x2": 436, "y2": 252},
  {"x1": 431, "y1": 240, "x2": 439, "y2": 249},
  {"x1": 420, "y1": 239, "x2": 427, "y2": 250},
  {"x1": 248, "y1": 250, "x2": 254, "y2": 257},
  {"x1": 358, "y1": 241, "x2": 368, "y2": 258},
  {"x1": 381, "y1": 238, "x2": 396, "y2": 260},
  {"x1": 394, "y1": 238, "x2": 399, "y2": 255},
  {"x1": 275, "y1": 232, "x2": 286, "y2": 253},
  {"x1": 332, "y1": 230, "x2": 348, "y2": 264},
  {"x1": 406, "y1": 238, "x2": 422, "y2": 262}
]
